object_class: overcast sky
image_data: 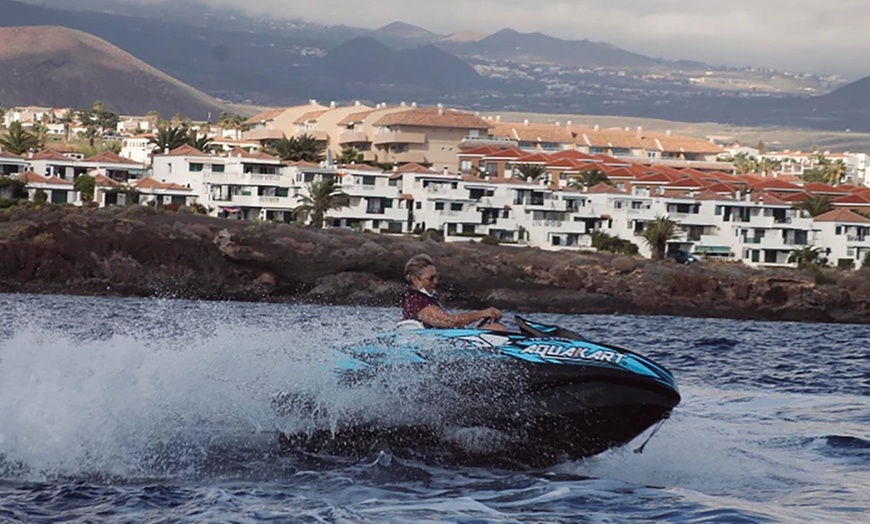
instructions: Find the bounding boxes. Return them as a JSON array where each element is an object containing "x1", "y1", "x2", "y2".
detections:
[{"x1": 103, "y1": 0, "x2": 870, "y2": 77}]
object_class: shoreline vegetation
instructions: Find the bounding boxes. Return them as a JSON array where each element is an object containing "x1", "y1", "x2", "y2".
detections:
[{"x1": 1, "y1": 205, "x2": 868, "y2": 325}]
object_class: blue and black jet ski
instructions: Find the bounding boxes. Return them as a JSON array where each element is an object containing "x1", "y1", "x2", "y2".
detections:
[{"x1": 278, "y1": 316, "x2": 680, "y2": 469}]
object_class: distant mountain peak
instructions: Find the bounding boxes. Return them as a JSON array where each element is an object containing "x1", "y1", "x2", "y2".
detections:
[{"x1": 372, "y1": 21, "x2": 437, "y2": 40}]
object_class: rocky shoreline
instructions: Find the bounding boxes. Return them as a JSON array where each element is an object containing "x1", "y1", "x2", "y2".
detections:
[{"x1": 1, "y1": 206, "x2": 868, "y2": 324}]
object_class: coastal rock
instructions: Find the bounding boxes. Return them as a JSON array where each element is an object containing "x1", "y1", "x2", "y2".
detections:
[{"x1": 1, "y1": 207, "x2": 869, "y2": 324}]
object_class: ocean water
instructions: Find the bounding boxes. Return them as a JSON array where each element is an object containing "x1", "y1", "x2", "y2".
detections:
[{"x1": 0, "y1": 294, "x2": 867, "y2": 523}]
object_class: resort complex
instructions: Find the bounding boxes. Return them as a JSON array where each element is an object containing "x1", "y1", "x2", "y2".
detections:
[{"x1": 2, "y1": 102, "x2": 870, "y2": 269}]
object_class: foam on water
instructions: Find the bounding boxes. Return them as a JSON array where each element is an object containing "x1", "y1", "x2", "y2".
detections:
[{"x1": 1, "y1": 295, "x2": 868, "y2": 523}]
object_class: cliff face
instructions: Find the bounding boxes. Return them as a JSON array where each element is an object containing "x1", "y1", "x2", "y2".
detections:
[{"x1": 1, "y1": 206, "x2": 868, "y2": 324}]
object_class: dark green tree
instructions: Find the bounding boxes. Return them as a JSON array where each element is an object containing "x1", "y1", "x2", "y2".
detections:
[
  {"x1": 271, "y1": 134, "x2": 325, "y2": 162},
  {"x1": 788, "y1": 246, "x2": 827, "y2": 269},
  {"x1": 640, "y1": 216, "x2": 680, "y2": 260},
  {"x1": 294, "y1": 178, "x2": 350, "y2": 228},
  {"x1": 336, "y1": 146, "x2": 363, "y2": 165},
  {"x1": 797, "y1": 195, "x2": 834, "y2": 217},
  {"x1": 186, "y1": 128, "x2": 213, "y2": 152},
  {"x1": 513, "y1": 164, "x2": 548, "y2": 182},
  {"x1": 149, "y1": 124, "x2": 190, "y2": 153},
  {"x1": 570, "y1": 169, "x2": 611, "y2": 188},
  {"x1": 74, "y1": 174, "x2": 96, "y2": 202},
  {"x1": 0, "y1": 121, "x2": 39, "y2": 155}
]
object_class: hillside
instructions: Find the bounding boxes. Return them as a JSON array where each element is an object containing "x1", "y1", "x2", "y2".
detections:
[
  {"x1": 312, "y1": 37, "x2": 492, "y2": 93},
  {"x1": 440, "y1": 28, "x2": 658, "y2": 68},
  {"x1": 0, "y1": 26, "x2": 228, "y2": 118}
]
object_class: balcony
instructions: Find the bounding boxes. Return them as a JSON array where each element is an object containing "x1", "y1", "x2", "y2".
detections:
[
  {"x1": 339, "y1": 131, "x2": 369, "y2": 144},
  {"x1": 372, "y1": 131, "x2": 426, "y2": 146},
  {"x1": 384, "y1": 151, "x2": 427, "y2": 164}
]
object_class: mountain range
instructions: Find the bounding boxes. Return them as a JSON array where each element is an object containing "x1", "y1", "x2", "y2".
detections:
[
  {"x1": 2, "y1": 0, "x2": 870, "y2": 132},
  {"x1": 0, "y1": 26, "x2": 226, "y2": 118}
]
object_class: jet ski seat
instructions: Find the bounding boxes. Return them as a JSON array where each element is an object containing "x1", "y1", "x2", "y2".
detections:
[{"x1": 396, "y1": 319, "x2": 425, "y2": 330}]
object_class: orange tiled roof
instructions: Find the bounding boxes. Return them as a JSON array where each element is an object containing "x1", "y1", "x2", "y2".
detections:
[
  {"x1": 30, "y1": 148, "x2": 72, "y2": 161},
  {"x1": 0, "y1": 150, "x2": 23, "y2": 159},
  {"x1": 245, "y1": 108, "x2": 286, "y2": 125},
  {"x1": 85, "y1": 151, "x2": 140, "y2": 165},
  {"x1": 694, "y1": 190, "x2": 734, "y2": 201},
  {"x1": 814, "y1": 208, "x2": 870, "y2": 223},
  {"x1": 337, "y1": 107, "x2": 390, "y2": 126},
  {"x1": 93, "y1": 173, "x2": 120, "y2": 186},
  {"x1": 164, "y1": 144, "x2": 208, "y2": 157},
  {"x1": 514, "y1": 153, "x2": 551, "y2": 164},
  {"x1": 43, "y1": 176, "x2": 73, "y2": 185},
  {"x1": 832, "y1": 193, "x2": 870, "y2": 205},
  {"x1": 134, "y1": 178, "x2": 191, "y2": 191},
  {"x1": 750, "y1": 192, "x2": 790, "y2": 205},
  {"x1": 750, "y1": 179, "x2": 804, "y2": 192},
  {"x1": 373, "y1": 107, "x2": 491, "y2": 130},
  {"x1": 293, "y1": 109, "x2": 330, "y2": 125},
  {"x1": 460, "y1": 145, "x2": 505, "y2": 156},
  {"x1": 586, "y1": 183, "x2": 627, "y2": 194},
  {"x1": 803, "y1": 183, "x2": 849, "y2": 195},
  {"x1": 16, "y1": 171, "x2": 49, "y2": 184},
  {"x1": 226, "y1": 147, "x2": 280, "y2": 161},
  {"x1": 488, "y1": 121, "x2": 574, "y2": 144},
  {"x1": 551, "y1": 150, "x2": 598, "y2": 161}
]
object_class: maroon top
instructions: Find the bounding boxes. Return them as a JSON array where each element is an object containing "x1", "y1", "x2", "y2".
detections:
[{"x1": 402, "y1": 289, "x2": 443, "y2": 327}]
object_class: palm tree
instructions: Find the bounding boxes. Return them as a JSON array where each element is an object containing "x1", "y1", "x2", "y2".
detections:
[
  {"x1": 732, "y1": 152, "x2": 758, "y2": 174},
  {"x1": 149, "y1": 124, "x2": 189, "y2": 153},
  {"x1": 293, "y1": 134, "x2": 325, "y2": 162},
  {"x1": 336, "y1": 146, "x2": 363, "y2": 165},
  {"x1": 513, "y1": 164, "x2": 548, "y2": 182},
  {"x1": 59, "y1": 110, "x2": 75, "y2": 143},
  {"x1": 294, "y1": 178, "x2": 350, "y2": 228},
  {"x1": 570, "y1": 169, "x2": 611, "y2": 188},
  {"x1": 640, "y1": 216, "x2": 680, "y2": 260},
  {"x1": 30, "y1": 122, "x2": 49, "y2": 149},
  {"x1": 186, "y1": 128, "x2": 213, "y2": 152},
  {"x1": 825, "y1": 159, "x2": 847, "y2": 185},
  {"x1": 229, "y1": 114, "x2": 250, "y2": 139},
  {"x1": 271, "y1": 134, "x2": 325, "y2": 162},
  {"x1": 74, "y1": 174, "x2": 96, "y2": 202},
  {"x1": 0, "y1": 121, "x2": 39, "y2": 154},
  {"x1": 797, "y1": 195, "x2": 834, "y2": 217},
  {"x1": 759, "y1": 157, "x2": 782, "y2": 176},
  {"x1": 788, "y1": 246, "x2": 827, "y2": 269}
]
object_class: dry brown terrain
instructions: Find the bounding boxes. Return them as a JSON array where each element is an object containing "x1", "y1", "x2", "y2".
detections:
[{"x1": 0, "y1": 26, "x2": 228, "y2": 119}]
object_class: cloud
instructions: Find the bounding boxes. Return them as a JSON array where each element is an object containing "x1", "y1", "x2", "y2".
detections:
[{"x1": 93, "y1": 0, "x2": 870, "y2": 76}]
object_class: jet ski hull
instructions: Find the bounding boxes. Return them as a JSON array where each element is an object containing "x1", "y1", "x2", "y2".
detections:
[{"x1": 277, "y1": 317, "x2": 680, "y2": 468}]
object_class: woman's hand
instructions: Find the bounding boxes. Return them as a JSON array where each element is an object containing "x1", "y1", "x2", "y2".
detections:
[{"x1": 480, "y1": 307, "x2": 503, "y2": 322}]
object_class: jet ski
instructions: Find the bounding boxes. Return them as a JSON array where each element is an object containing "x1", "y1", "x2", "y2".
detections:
[{"x1": 277, "y1": 316, "x2": 680, "y2": 469}]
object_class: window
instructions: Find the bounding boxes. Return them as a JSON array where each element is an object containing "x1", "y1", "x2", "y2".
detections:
[
  {"x1": 435, "y1": 202, "x2": 444, "y2": 211},
  {"x1": 460, "y1": 160, "x2": 472, "y2": 172},
  {"x1": 189, "y1": 163, "x2": 203, "y2": 172},
  {"x1": 416, "y1": 202, "x2": 422, "y2": 209},
  {"x1": 836, "y1": 226, "x2": 843, "y2": 235},
  {"x1": 389, "y1": 179, "x2": 398, "y2": 186},
  {"x1": 450, "y1": 203, "x2": 463, "y2": 211},
  {"x1": 363, "y1": 176, "x2": 376, "y2": 186},
  {"x1": 212, "y1": 164, "x2": 225, "y2": 172},
  {"x1": 276, "y1": 187, "x2": 289, "y2": 197}
]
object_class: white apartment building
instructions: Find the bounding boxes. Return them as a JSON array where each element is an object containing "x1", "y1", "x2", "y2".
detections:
[
  {"x1": 152, "y1": 144, "x2": 300, "y2": 222},
  {"x1": 812, "y1": 209, "x2": 870, "y2": 268}
]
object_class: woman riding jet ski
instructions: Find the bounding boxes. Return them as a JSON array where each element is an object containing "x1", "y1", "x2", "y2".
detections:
[{"x1": 277, "y1": 255, "x2": 681, "y2": 469}]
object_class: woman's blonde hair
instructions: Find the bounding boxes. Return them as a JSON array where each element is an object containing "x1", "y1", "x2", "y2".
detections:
[{"x1": 404, "y1": 254, "x2": 434, "y2": 282}]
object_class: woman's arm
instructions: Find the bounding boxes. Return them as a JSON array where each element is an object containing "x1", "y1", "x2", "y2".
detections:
[{"x1": 417, "y1": 304, "x2": 501, "y2": 328}]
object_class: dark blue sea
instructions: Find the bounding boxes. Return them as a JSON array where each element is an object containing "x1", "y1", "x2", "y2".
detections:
[{"x1": 0, "y1": 294, "x2": 867, "y2": 523}]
